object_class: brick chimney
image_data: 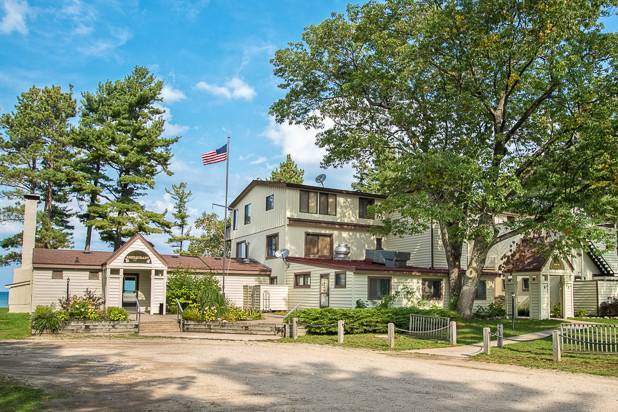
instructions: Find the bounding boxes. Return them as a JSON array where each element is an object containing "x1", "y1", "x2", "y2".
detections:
[{"x1": 21, "y1": 194, "x2": 39, "y2": 268}]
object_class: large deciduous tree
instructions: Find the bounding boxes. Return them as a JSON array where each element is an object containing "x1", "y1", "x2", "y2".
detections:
[
  {"x1": 0, "y1": 85, "x2": 77, "y2": 264},
  {"x1": 166, "y1": 182, "x2": 193, "y2": 253},
  {"x1": 77, "y1": 67, "x2": 178, "y2": 250},
  {"x1": 270, "y1": 154, "x2": 305, "y2": 184},
  {"x1": 270, "y1": 0, "x2": 618, "y2": 317}
]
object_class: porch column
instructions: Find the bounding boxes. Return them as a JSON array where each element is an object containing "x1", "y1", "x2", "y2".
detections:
[
  {"x1": 163, "y1": 269, "x2": 168, "y2": 315},
  {"x1": 150, "y1": 269, "x2": 155, "y2": 315},
  {"x1": 505, "y1": 274, "x2": 517, "y2": 319},
  {"x1": 104, "y1": 268, "x2": 111, "y2": 309},
  {"x1": 562, "y1": 275, "x2": 574, "y2": 318}
]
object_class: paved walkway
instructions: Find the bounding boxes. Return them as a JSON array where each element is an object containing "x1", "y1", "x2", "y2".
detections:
[
  {"x1": 408, "y1": 329, "x2": 554, "y2": 358},
  {"x1": 1, "y1": 338, "x2": 616, "y2": 410}
]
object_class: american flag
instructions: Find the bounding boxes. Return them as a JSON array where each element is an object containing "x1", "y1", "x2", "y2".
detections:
[{"x1": 201, "y1": 144, "x2": 228, "y2": 165}]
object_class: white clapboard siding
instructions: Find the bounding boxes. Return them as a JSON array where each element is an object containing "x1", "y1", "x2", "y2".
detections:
[
  {"x1": 232, "y1": 185, "x2": 288, "y2": 239},
  {"x1": 285, "y1": 262, "x2": 324, "y2": 309},
  {"x1": 106, "y1": 273, "x2": 123, "y2": 308},
  {"x1": 150, "y1": 274, "x2": 166, "y2": 314},
  {"x1": 259, "y1": 285, "x2": 289, "y2": 311},
  {"x1": 32, "y1": 269, "x2": 103, "y2": 308},
  {"x1": 214, "y1": 275, "x2": 270, "y2": 308}
]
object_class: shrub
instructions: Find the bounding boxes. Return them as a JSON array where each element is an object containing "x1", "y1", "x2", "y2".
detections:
[
  {"x1": 575, "y1": 309, "x2": 590, "y2": 318},
  {"x1": 289, "y1": 307, "x2": 455, "y2": 334},
  {"x1": 182, "y1": 307, "x2": 202, "y2": 321},
  {"x1": 599, "y1": 297, "x2": 618, "y2": 317},
  {"x1": 474, "y1": 301, "x2": 507, "y2": 319},
  {"x1": 106, "y1": 307, "x2": 129, "y2": 321},
  {"x1": 182, "y1": 305, "x2": 262, "y2": 322},
  {"x1": 551, "y1": 304, "x2": 562, "y2": 318},
  {"x1": 31, "y1": 306, "x2": 65, "y2": 334},
  {"x1": 166, "y1": 270, "x2": 225, "y2": 313},
  {"x1": 58, "y1": 289, "x2": 104, "y2": 320}
]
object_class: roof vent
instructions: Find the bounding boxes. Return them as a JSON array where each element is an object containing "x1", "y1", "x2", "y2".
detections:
[
  {"x1": 74, "y1": 257, "x2": 80, "y2": 263},
  {"x1": 334, "y1": 244, "x2": 351, "y2": 260},
  {"x1": 241, "y1": 258, "x2": 252, "y2": 264},
  {"x1": 365, "y1": 249, "x2": 410, "y2": 268}
]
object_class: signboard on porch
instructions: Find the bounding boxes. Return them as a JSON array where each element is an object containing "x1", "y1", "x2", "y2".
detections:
[{"x1": 124, "y1": 250, "x2": 151, "y2": 264}]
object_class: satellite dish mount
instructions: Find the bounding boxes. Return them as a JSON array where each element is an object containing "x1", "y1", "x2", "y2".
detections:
[
  {"x1": 315, "y1": 174, "x2": 326, "y2": 187},
  {"x1": 274, "y1": 249, "x2": 290, "y2": 264}
]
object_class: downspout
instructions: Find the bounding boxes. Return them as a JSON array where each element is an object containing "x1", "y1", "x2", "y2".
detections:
[{"x1": 430, "y1": 220, "x2": 434, "y2": 269}]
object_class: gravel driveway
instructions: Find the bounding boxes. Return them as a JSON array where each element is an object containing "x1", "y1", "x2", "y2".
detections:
[{"x1": 0, "y1": 337, "x2": 616, "y2": 411}]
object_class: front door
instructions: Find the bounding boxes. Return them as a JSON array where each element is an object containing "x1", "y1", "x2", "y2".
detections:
[
  {"x1": 122, "y1": 274, "x2": 138, "y2": 306},
  {"x1": 320, "y1": 274, "x2": 330, "y2": 308}
]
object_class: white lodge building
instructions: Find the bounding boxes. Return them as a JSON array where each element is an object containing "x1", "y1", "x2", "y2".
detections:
[
  {"x1": 7, "y1": 194, "x2": 271, "y2": 314},
  {"x1": 8, "y1": 181, "x2": 618, "y2": 319}
]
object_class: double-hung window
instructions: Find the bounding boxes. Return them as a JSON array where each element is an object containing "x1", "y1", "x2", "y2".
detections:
[
  {"x1": 475, "y1": 280, "x2": 487, "y2": 300},
  {"x1": 359, "y1": 197, "x2": 375, "y2": 219},
  {"x1": 244, "y1": 204, "x2": 251, "y2": 224},
  {"x1": 265, "y1": 194, "x2": 274, "y2": 211},
  {"x1": 304, "y1": 233, "x2": 333, "y2": 258},
  {"x1": 236, "y1": 241, "x2": 248, "y2": 259},
  {"x1": 294, "y1": 273, "x2": 311, "y2": 288},
  {"x1": 299, "y1": 190, "x2": 336, "y2": 216},
  {"x1": 368, "y1": 277, "x2": 391, "y2": 300},
  {"x1": 266, "y1": 234, "x2": 279, "y2": 258},
  {"x1": 422, "y1": 279, "x2": 443, "y2": 300}
]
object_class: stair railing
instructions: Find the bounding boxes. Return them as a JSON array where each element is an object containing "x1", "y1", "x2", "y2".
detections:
[
  {"x1": 135, "y1": 299, "x2": 141, "y2": 328},
  {"x1": 587, "y1": 241, "x2": 615, "y2": 276},
  {"x1": 176, "y1": 299, "x2": 184, "y2": 331}
]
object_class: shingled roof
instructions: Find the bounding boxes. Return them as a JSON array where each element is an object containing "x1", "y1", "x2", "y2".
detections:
[
  {"x1": 31, "y1": 248, "x2": 271, "y2": 275},
  {"x1": 286, "y1": 256, "x2": 500, "y2": 276},
  {"x1": 500, "y1": 237, "x2": 573, "y2": 273}
]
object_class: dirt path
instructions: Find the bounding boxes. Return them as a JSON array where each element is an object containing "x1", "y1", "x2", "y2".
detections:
[{"x1": 1, "y1": 337, "x2": 616, "y2": 411}]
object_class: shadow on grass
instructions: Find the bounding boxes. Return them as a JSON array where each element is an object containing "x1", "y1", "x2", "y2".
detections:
[{"x1": 0, "y1": 338, "x2": 611, "y2": 410}]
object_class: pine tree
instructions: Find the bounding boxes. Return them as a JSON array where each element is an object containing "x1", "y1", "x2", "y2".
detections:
[
  {"x1": 0, "y1": 85, "x2": 76, "y2": 265},
  {"x1": 77, "y1": 67, "x2": 179, "y2": 250},
  {"x1": 166, "y1": 182, "x2": 192, "y2": 253},
  {"x1": 186, "y1": 212, "x2": 226, "y2": 257},
  {"x1": 269, "y1": 154, "x2": 304, "y2": 184}
]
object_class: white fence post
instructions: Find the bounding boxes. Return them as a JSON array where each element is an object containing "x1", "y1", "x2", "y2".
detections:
[
  {"x1": 497, "y1": 324, "x2": 504, "y2": 348},
  {"x1": 338, "y1": 320, "x2": 344, "y2": 344},
  {"x1": 482, "y1": 327, "x2": 491, "y2": 354},
  {"x1": 552, "y1": 330, "x2": 561, "y2": 362},
  {"x1": 449, "y1": 321, "x2": 457, "y2": 346},
  {"x1": 292, "y1": 317, "x2": 298, "y2": 340},
  {"x1": 388, "y1": 322, "x2": 395, "y2": 350}
]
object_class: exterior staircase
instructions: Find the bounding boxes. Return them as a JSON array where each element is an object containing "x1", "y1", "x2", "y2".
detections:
[
  {"x1": 138, "y1": 314, "x2": 181, "y2": 335},
  {"x1": 586, "y1": 241, "x2": 616, "y2": 277}
]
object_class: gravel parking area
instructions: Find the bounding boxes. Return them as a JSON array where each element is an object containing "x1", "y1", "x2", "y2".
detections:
[{"x1": 0, "y1": 337, "x2": 617, "y2": 411}]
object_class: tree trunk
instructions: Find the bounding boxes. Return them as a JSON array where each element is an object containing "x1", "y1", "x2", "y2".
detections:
[
  {"x1": 456, "y1": 239, "x2": 489, "y2": 319},
  {"x1": 439, "y1": 222, "x2": 463, "y2": 307},
  {"x1": 84, "y1": 225, "x2": 93, "y2": 252}
]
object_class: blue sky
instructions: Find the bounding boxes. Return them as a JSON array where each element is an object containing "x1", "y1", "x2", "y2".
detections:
[{"x1": 0, "y1": 1, "x2": 616, "y2": 291}]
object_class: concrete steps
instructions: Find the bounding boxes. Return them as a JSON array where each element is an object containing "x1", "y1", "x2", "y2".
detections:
[{"x1": 139, "y1": 319, "x2": 180, "y2": 334}]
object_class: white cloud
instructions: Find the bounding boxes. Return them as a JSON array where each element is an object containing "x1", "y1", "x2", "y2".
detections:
[
  {"x1": 263, "y1": 116, "x2": 355, "y2": 188},
  {"x1": 0, "y1": 0, "x2": 29, "y2": 35},
  {"x1": 263, "y1": 116, "x2": 331, "y2": 166},
  {"x1": 195, "y1": 77, "x2": 256, "y2": 101},
  {"x1": 160, "y1": 84, "x2": 186, "y2": 103},
  {"x1": 61, "y1": 0, "x2": 96, "y2": 36},
  {"x1": 249, "y1": 156, "x2": 268, "y2": 165},
  {"x1": 159, "y1": 105, "x2": 189, "y2": 137},
  {"x1": 78, "y1": 27, "x2": 130, "y2": 57}
]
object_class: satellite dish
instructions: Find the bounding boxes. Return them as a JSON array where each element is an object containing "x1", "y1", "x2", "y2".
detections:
[
  {"x1": 275, "y1": 249, "x2": 289, "y2": 259},
  {"x1": 315, "y1": 174, "x2": 326, "y2": 187}
]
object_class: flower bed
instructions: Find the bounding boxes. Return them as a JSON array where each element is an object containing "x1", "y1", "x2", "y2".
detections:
[{"x1": 31, "y1": 290, "x2": 132, "y2": 335}]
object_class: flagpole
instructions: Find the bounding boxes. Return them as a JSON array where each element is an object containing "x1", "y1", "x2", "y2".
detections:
[{"x1": 222, "y1": 136, "x2": 230, "y2": 296}]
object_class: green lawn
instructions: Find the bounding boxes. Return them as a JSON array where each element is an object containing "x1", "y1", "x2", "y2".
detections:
[
  {"x1": 0, "y1": 376, "x2": 48, "y2": 412},
  {"x1": 475, "y1": 337, "x2": 618, "y2": 377},
  {"x1": 279, "y1": 333, "x2": 450, "y2": 351},
  {"x1": 570, "y1": 317, "x2": 618, "y2": 325},
  {"x1": 455, "y1": 318, "x2": 562, "y2": 344},
  {"x1": 0, "y1": 308, "x2": 31, "y2": 340}
]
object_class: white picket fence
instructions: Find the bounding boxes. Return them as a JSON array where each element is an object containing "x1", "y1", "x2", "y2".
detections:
[{"x1": 552, "y1": 323, "x2": 618, "y2": 362}]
